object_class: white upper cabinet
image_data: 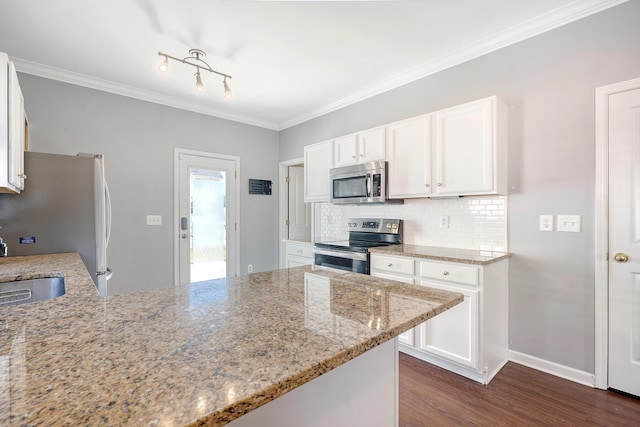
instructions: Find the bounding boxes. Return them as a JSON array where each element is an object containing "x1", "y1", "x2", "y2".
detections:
[
  {"x1": 433, "y1": 96, "x2": 507, "y2": 196},
  {"x1": 333, "y1": 127, "x2": 386, "y2": 168},
  {"x1": 1, "y1": 52, "x2": 26, "y2": 194},
  {"x1": 304, "y1": 140, "x2": 333, "y2": 202},
  {"x1": 387, "y1": 115, "x2": 432, "y2": 198},
  {"x1": 357, "y1": 127, "x2": 386, "y2": 163},
  {"x1": 333, "y1": 134, "x2": 358, "y2": 168},
  {"x1": 303, "y1": 95, "x2": 507, "y2": 202},
  {"x1": 387, "y1": 96, "x2": 507, "y2": 199}
]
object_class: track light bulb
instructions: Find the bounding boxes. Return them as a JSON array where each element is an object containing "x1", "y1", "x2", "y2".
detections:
[
  {"x1": 224, "y1": 78, "x2": 233, "y2": 99},
  {"x1": 159, "y1": 57, "x2": 169, "y2": 73},
  {"x1": 195, "y1": 70, "x2": 204, "y2": 92}
]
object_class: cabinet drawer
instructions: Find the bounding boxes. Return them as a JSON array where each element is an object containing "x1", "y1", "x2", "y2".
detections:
[
  {"x1": 286, "y1": 242, "x2": 314, "y2": 259},
  {"x1": 371, "y1": 254, "x2": 414, "y2": 276},
  {"x1": 419, "y1": 261, "x2": 478, "y2": 286}
]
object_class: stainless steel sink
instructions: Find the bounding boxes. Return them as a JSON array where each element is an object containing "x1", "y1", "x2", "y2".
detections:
[{"x1": 0, "y1": 277, "x2": 66, "y2": 306}]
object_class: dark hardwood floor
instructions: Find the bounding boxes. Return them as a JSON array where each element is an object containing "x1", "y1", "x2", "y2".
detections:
[{"x1": 399, "y1": 353, "x2": 640, "y2": 426}]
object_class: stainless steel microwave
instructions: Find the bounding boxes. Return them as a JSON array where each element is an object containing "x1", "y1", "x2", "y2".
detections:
[{"x1": 329, "y1": 161, "x2": 402, "y2": 205}]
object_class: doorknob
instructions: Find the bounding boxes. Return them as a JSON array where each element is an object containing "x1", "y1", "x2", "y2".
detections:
[
  {"x1": 614, "y1": 253, "x2": 629, "y2": 263},
  {"x1": 181, "y1": 233, "x2": 188, "y2": 239}
]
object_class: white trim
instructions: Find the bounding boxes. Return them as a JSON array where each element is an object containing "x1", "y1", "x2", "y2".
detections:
[
  {"x1": 278, "y1": 157, "x2": 305, "y2": 268},
  {"x1": 594, "y1": 77, "x2": 640, "y2": 390},
  {"x1": 10, "y1": 0, "x2": 627, "y2": 131},
  {"x1": 509, "y1": 350, "x2": 595, "y2": 388},
  {"x1": 280, "y1": 0, "x2": 629, "y2": 129},
  {"x1": 173, "y1": 148, "x2": 241, "y2": 286},
  {"x1": 13, "y1": 58, "x2": 280, "y2": 131}
]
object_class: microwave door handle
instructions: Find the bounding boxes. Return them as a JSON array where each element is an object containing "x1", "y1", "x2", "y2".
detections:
[{"x1": 366, "y1": 173, "x2": 371, "y2": 197}]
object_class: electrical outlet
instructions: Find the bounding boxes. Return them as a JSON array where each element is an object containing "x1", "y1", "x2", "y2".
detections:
[
  {"x1": 439, "y1": 215, "x2": 449, "y2": 229},
  {"x1": 247, "y1": 264, "x2": 253, "y2": 273},
  {"x1": 557, "y1": 215, "x2": 581, "y2": 232},
  {"x1": 539, "y1": 215, "x2": 553, "y2": 231},
  {"x1": 146, "y1": 215, "x2": 162, "y2": 226}
]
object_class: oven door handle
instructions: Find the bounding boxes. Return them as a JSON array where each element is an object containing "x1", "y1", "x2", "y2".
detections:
[{"x1": 313, "y1": 248, "x2": 368, "y2": 261}]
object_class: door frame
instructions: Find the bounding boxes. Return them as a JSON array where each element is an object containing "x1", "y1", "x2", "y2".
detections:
[
  {"x1": 173, "y1": 148, "x2": 241, "y2": 286},
  {"x1": 278, "y1": 157, "x2": 305, "y2": 268},
  {"x1": 594, "y1": 76, "x2": 640, "y2": 389}
]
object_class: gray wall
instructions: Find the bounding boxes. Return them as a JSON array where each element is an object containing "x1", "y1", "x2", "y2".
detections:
[
  {"x1": 279, "y1": 1, "x2": 640, "y2": 374},
  {"x1": 19, "y1": 75, "x2": 279, "y2": 295}
]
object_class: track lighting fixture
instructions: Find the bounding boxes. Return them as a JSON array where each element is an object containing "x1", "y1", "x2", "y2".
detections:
[{"x1": 157, "y1": 48, "x2": 232, "y2": 98}]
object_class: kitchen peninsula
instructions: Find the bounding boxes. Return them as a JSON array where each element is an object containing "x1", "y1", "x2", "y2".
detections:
[{"x1": 0, "y1": 253, "x2": 462, "y2": 426}]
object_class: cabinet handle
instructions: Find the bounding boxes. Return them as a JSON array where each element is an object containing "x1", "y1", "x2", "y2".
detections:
[
  {"x1": 437, "y1": 183, "x2": 443, "y2": 187},
  {"x1": 442, "y1": 271, "x2": 449, "y2": 276},
  {"x1": 425, "y1": 183, "x2": 430, "y2": 188},
  {"x1": 296, "y1": 249, "x2": 302, "y2": 253},
  {"x1": 388, "y1": 263, "x2": 393, "y2": 267},
  {"x1": 351, "y1": 155, "x2": 356, "y2": 159}
]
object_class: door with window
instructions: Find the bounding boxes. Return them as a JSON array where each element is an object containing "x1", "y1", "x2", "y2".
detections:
[{"x1": 176, "y1": 149, "x2": 238, "y2": 285}]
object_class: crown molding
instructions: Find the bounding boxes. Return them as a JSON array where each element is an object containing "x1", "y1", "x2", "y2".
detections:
[
  {"x1": 12, "y1": 58, "x2": 280, "y2": 131},
  {"x1": 279, "y1": 0, "x2": 628, "y2": 130},
  {"x1": 10, "y1": 0, "x2": 627, "y2": 132}
]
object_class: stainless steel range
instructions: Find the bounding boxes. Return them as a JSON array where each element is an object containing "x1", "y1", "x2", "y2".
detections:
[{"x1": 313, "y1": 218, "x2": 402, "y2": 274}]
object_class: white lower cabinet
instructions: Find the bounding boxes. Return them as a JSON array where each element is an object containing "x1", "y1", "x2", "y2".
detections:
[
  {"x1": 370, "y1": 252, "x2": 508, "y2": 384},
  {"x1": 285, "y1": 240, "x2": 314, "y2": 268},
  {"x1": 418, "y1": 282, "x2": 479, "y2": 369}
]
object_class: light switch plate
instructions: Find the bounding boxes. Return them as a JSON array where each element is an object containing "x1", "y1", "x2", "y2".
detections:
[
  {"x1": 539, "y1": 215, "x2": 553, "y2": 231},
  {"x1": 146, "y1": 215, "x2": 162, "y2": 226},
  {"x1": 557, "y1": 215, "x2": 580, "y2": 232}
]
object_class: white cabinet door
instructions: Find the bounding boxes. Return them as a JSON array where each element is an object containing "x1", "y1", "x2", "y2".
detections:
[
  {"x1": 0, "y1": 53, "x2": 25, "y2": 194},
  {"x1": 8, "y1": 62, "x2": 25, "y2": 191},
  {"x1": 304, "y1": 140, "x2": 333, "y2": 202},
  {"x1": 371, "y1": 267, "x2": 416, "y2": 346},
  {"x1": 286, "y1": 257, "x2": 313, "y2": 268},
  {"x1": 333, "y1": 128, "x2": 385, "y2": 168},
  {"x1": 433, "y1": 96, "x2": 503, "y2": 196},
  {"x1": 358, "y1": 127, "x2": 386, "y2": 163},
  {"x1": 418, "y1": 280, "x2": 479, "y2": 369},
  {"x1": 387, "y1": 115, "x2": 432, "y2": 198},
  {"x1": 333, "y1": 135, "x2": 358, "y2": 168}
]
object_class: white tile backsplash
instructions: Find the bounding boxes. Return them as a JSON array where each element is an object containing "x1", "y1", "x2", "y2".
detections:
[{"x1": 318, "y1": 195, "x2": 507, "y2": 251}]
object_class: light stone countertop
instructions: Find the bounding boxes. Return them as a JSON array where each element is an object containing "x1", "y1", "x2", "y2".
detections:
[
  {"x1": 0, "y1": 252, "x2": 462, "y2": 426},
  {"x1": 369, "y1": 244, "x2": 511, "y2": 265},
  {"x1": 283, "y1": 237, "x2": 313, "y2": 244}
]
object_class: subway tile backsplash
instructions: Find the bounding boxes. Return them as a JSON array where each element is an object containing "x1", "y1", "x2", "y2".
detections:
[{"x1": 318, "y1": 195, "x2": 507, "y2": 251}]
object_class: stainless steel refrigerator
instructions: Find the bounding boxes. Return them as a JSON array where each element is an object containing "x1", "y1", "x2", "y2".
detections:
[{"x1": 0, "y1": 151, "x2": 112, "y2": 296}]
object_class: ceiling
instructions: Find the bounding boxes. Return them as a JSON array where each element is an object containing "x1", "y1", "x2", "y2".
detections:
[{"x1": 0, "y1": 0, "x2": 626, "y2": 130}]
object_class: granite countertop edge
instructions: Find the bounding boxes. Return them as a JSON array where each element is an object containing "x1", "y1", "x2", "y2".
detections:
[
  {"x1": 368, "y1": 244, "x2": 512, "y2": 265},
  {"x1": 196, "y1": 289, "x2": 464, "y2": 426},
  {"x1": 0, "y1": 253, "x2": 463, "y2": 427}
]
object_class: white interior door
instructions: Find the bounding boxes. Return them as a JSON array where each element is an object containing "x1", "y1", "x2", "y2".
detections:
[
  {"x1": 176, "y1": 150, "x2": 238, "y2": 285},
  {"x1": 608, "y1": 87, "x2": 640, "y2": 396},
  {"x1": 288, "y1": 166, "x2": 311, "y2": 240}
]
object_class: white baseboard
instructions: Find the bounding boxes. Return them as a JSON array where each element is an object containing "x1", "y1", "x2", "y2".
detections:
[{"x1": 509, "y1": 350, "x2": 595, "y2": 388}]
